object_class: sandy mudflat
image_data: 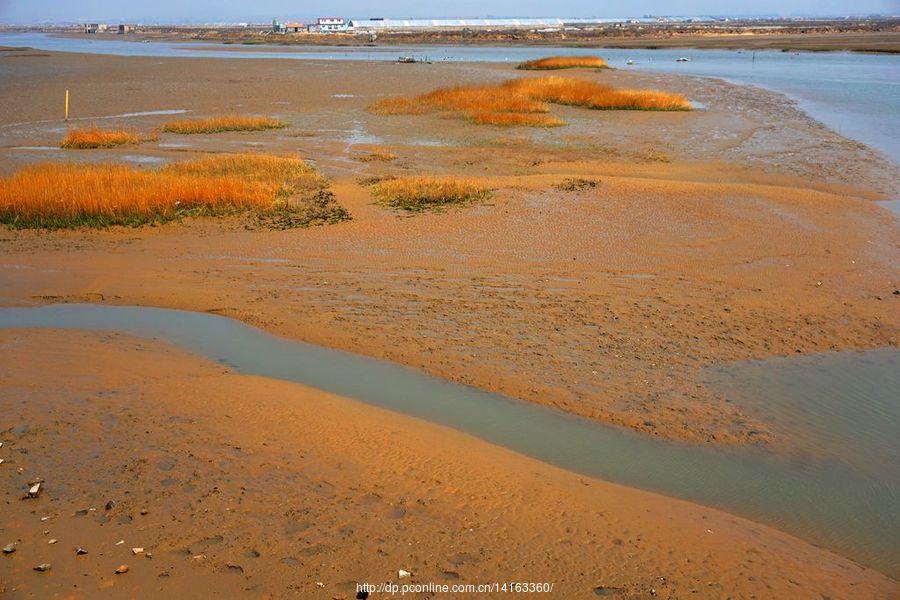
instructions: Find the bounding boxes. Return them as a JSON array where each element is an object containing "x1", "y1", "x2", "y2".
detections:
[
  {"x1": 0, "y1": 329, "x2": 896, "y2": 598},
  {"x1": 0, "y1": 47, "x2": 898, "y2": 596},
  {"x1": 0, "y1": 50, "x2": 897, "y2": 445}
]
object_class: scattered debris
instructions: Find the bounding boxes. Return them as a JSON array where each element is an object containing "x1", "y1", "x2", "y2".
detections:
[
  {"x1": 115, "y1": 565, "x2": 129, "y2": 574},
  {"x1": 75, "y1": 547, "x2": 88, "y2": 555},
  {"x1": 2, "y1": 543, "x2": 16, "y2": 554},
  {"x1": 34, "y1": 563, "x2": 52, "y2": 572},
  {"x1": 398, "y1": 569, "x2": 412, "y2": 578}
]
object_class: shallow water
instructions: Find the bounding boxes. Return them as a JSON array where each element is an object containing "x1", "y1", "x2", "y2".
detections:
[
  {"x1": 0, "y1": 303, "x2": 897, "y2": 576},
  {"x1": 1, "y1": 33, "x2": 898, "y2": 164}
]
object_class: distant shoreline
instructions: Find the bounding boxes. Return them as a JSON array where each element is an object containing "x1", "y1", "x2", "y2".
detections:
[{"x1": 3, "y1": 24, "x2": 899, "y2": 54}]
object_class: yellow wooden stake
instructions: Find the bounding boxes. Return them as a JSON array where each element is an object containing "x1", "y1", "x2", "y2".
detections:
[{"x1": 65, "y1": 89, "x2": 69, "y2": 121}]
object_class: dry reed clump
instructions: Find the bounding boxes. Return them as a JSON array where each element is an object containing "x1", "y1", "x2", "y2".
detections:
[
  {"x1": 467, "y1": 111, "x2": 564, "y2": 127},
  {"x1": 371, "y1": 84, "x2": 549, "y2": 116},
  {"x1": 356, "y1": 149, "x2": 399, "y2": 162},
  {"x1": 371, "y1": 176, "x2": 489, "y2": 212},
  {"x1": 517, "y1": 56, "x2": 609, "y2": 70},
  {"x1": 369, "y1": 76, "x2": 691, "y2": 127},
  {"x1": 503, "y1": 77, "x2": 692, "y2": 111},
  {"x1": 0, "y1": 154, "x2": 347, "y2": 229},
  {"x1": 161, "y1": 114, "x2": 287, "y2": 134},
  {"x1": 59, "y1": 127, "x2": 150, "y2": 149}
]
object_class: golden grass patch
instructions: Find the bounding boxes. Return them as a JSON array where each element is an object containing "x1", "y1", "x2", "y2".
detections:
[
  {"x1": 0, "y1": 154, "x2": 346, "y2": 229},
  {"x1": 59, "y1": 127, "x2": 148, "y2": 149},
  {"x1": 517, "y1": 56, "x2": 609, "y2": 70},
  {"x1": 370, "y1": 76, "x2": 690, "y2": 127},
  {"x1": 356, "y1": 149, "x2": 399, "y2": 162},
  {"x1": 371, "y1": 176, "x2": 489, "y2": 212},
  {"x1": 504, "y1": 77, "x2": 692, "y2": 111},
  {"x1": 467, "y1": 111, "x2": 564, "y2": 127},
  {"x1": 161, "y1": 114, "x2": 287, "y2": 134}
]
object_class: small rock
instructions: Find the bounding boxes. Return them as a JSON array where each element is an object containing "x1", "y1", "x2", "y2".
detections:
[
  {"x1": 115, "y1": 565, "x2": 129, "y2": 574},
  {"x1": 75, "y1": 547, "x2": 88, "y2": 555},
  {"x1": 34, "y1": 563, "x2": 52, "y2": 572},
  {"x1": 357, "y1": 591, "x2": 370, "y2": 600},
  {"x1": 26, "y1": 482, "x2": 41, "y2": 498},
  {"x1": 105, "y1": 500, "x2": 117, "y2": 510},
  {"x1": 48, "y1": 539, "x2": 57, "y2": 545},
  {"x1": 316, "y1": 582, "x2": 325, "y2": 588},
  {"x1": 115, "y1": 540, "x2": 124, "y2": 545},
  {"x1": 132, "y1": 547, "x2": 144, "y2": 555},
  {"x1": 146, "y1": 552, "x2": 153, "y2": 559},
  {"x1": 398, "y1": 569, "x2": 411, "y2": 579},
  {"x1": 0, "y1": 458, "x2": 4, "y2": 465},
  {"x1": 40, "y1": 516, "x2": 50, "y2": 522},
  {"x1": 225, "y1": 562, "x2": 243, "y2": 573},
  {"x1": 2, "y1": 543, "x2": 16, "y2": 554},
  {"x1": 140, "y1": 509, "x2": 149, "y2": 515}
]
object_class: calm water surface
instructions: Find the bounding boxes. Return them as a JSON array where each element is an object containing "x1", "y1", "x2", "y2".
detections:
[
  {"x1": 0, "y1": 304, "x2": 897, "y2": 577},
  {"x1": 1, "y1": 32, "x2": 898, "y2": 164}
]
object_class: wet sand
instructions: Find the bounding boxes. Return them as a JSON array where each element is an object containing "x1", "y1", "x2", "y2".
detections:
[
  {"x1": 1, "y1": 328, "x2": 896, "y2": 598},
  {"x1": 0, "y1": 48, "x2": 898, "y2": 594}
]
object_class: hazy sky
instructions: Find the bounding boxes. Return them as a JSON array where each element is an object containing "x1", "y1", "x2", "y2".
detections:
[{"x1": 0, "y1": 0, "x2": 896, "y2": 23}]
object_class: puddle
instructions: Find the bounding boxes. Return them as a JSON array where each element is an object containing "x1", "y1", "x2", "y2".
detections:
[
  {"x1": 120, "y1": 155, "x2": 167, "y2": 165},
  {"x1": 111, "y1": 109, "x2": 188, "y2": 118},
  {"x1": 0, "y1": 303, "x2": 897, "y2": 577},
  {"x1": 0, "y1": 109, "x2": 189, "y2": 130},
  {"x1": 878, "y1": 199, "x2": 900, "y2": 218},
  {"x1": 705, "y1": 350, "x2": 900, "y2": 475}
]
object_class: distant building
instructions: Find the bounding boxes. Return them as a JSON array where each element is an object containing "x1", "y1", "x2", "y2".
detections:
[
  {"x1": 117, "y1": 24, "x2": 134, "y2": 34},
  {"x1": 273, "y1": 19, "x2": 305, "y2": 33},
  {"x1": 347, "y1": 18, "x2": 634, "y2": 31},
  {"x1": 82, "y1": 23, "x2": 109, "y2": 34},
  {"x1": 309, "y1": 17, "x2": 352, "y2": 33}
]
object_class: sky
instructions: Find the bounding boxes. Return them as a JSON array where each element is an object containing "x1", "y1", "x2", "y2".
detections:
[{"x1": 0, "y1": 0, "x2": 897, "y2": 24}]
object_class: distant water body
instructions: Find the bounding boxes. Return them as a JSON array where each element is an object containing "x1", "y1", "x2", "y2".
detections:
[{"x1": 1, "y1": 32, "x2": 898, "y2": 164}]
